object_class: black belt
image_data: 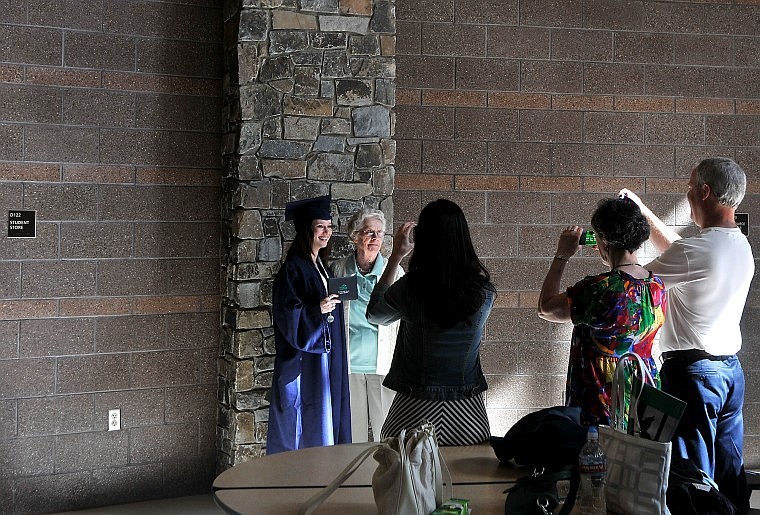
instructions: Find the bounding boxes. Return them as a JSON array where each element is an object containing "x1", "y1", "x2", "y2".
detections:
[{"x1": 662, "y1": 349, "x2": 734, "y2": 361}]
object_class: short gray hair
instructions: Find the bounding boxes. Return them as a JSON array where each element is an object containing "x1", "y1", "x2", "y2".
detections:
[
  {"x1": 695, "y1": 157, "x2": 746, "y2": 208},
  {"x1": 347, "y1": 208, "x2": 386, "y2": 242}
]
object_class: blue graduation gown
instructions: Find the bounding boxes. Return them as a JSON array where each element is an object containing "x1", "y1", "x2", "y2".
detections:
[{"x1": 267, "y1": 253, "x2": 351, "y2": 454}]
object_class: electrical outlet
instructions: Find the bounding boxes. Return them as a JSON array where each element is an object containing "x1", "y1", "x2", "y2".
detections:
[{"x1": 108, "y1": 409, "x2": 121, "y2": 431}]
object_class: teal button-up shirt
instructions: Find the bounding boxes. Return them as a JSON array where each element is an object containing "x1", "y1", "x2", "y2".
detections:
[{"x1": 348, "y1": 256, "x2": 381, "y2": 373}]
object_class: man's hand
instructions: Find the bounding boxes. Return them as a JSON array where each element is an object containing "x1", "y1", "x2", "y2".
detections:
[
  {"x1": 619, "y1": 188, "x2": 681, "y2": 252},
  {"x1": 619, "y1": 188, "x2": 643, "y2": 208}
]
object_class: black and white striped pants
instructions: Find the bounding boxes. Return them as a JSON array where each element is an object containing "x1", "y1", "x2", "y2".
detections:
[{"x1": 379, "y1": 392, "x2": 491, "y2": 446}]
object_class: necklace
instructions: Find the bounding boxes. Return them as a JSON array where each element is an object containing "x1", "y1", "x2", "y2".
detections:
[{"x1": 613, "y1": 262, "x2": 639, "y2": 269}]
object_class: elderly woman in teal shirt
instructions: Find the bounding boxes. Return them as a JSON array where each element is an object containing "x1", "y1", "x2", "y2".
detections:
[{"x1": 332, "y1": 208, "x2": 402, "y2": 442}]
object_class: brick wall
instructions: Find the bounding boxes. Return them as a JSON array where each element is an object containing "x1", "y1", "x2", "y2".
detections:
[
  {"x1": 393, "y1": 0, "x2": 760, "y2": 466},
  {"x1": 0, "y1": 1, "x2": 223, "y2": 513}
]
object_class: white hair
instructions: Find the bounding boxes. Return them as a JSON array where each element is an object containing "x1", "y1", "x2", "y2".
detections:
[
  {"x1": 695, "y1": 157, "x2": 746, "y2": 208},
  {"x1": 347, "y1": 208, "x2": 386, "y2": 242}
]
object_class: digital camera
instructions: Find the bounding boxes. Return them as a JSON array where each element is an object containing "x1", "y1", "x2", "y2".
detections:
[{"x1": 579, "y1": 230, "x2": 597, "y2": 246}]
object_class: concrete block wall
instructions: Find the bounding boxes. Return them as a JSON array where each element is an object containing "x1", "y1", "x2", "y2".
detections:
[
  {"x1": 0, "y1": 1, "x2": 224, "y2": 513},
  {"x1": 392, "y1": 0, "x2": 760, "y2": 466}
]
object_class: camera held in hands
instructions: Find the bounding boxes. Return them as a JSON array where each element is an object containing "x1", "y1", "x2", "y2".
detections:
[{"x1": 579, "y1": 230, "x2": 597, "y2": 246}]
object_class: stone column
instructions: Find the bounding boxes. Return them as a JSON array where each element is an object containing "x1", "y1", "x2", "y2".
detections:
[{"x1": 219, "y1": 0, "x2": 396, "y2": 470}]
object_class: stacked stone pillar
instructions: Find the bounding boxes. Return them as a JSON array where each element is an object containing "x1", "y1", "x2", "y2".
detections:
[{"x1": 219, "y1": 0, "x2": 396, "y2": 470}]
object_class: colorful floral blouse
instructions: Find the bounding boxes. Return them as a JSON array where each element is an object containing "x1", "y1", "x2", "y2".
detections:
[{"x1": 566, "y1": 270, "x2": 667, "y2": 426}]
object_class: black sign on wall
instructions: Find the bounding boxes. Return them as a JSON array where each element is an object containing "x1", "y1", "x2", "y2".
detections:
[
  {"x1": 8, "y1": 210, "x2": 36, "y2": 238},
  {"x1": 735, "y1": 213, "x2": 749, "y2": 236}
]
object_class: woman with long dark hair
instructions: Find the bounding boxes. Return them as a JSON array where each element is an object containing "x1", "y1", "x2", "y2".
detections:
[
  {"x1": 267, "y1": 195, "x2": 351, "y2": 454},
  {"x1": 366, "y1": 199, "x2": 496, "y2": 445}
]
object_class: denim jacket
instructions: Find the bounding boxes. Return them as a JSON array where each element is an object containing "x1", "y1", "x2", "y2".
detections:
[{"x1": 366, "y1": 275, "x2": 494, "y2": 401}]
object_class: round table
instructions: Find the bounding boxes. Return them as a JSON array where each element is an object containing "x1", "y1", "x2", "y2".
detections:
[{"x1": 213, "y1": 442, "x2": 524, "y2": 514}]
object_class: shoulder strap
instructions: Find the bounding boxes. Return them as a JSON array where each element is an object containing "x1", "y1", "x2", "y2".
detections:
[
  {"x1": 610, "y1": 352, "x2": 655, "y2": 434},
  {"x1": 298, "y1": 443, "x2": 384, "y2": 515},
  {"x1": 427, "y1": 426, "x2": 452, "y2": 505}
]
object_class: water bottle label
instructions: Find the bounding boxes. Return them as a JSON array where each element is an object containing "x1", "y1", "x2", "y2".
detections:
[{"x1": 579, "y1": 462, "x2": 606, "y2": 474}]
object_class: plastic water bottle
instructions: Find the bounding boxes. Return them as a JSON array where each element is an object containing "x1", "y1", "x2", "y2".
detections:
[{"x1": 577, "y1": 426, "x2": 607, "y2": 515}]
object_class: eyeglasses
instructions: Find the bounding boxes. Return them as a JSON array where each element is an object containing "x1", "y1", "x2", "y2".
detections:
[{"x1": 360, "y1": 229, "x2": 385, "y2": 238}]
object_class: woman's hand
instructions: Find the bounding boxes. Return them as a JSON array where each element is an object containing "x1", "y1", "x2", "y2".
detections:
[
  {"x1": 391, "y1": 222, "x2": 415, "y2": 260},
  {"x1": 538, "y1": 226, "x2": 579, "y2": 323},
  {"x1": 320, "y1": 294, "x2": 341, "y2": 314},
  {"x1": 376, "y1": 222, "x2": 414, "y2": 288},
  {"x1": 556, "y1": 226, "x2": 583, "y2": 260}
]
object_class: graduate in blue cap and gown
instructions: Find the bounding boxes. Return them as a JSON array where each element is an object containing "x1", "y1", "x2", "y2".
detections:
[{"x1": 267, "y1": 195, "x2": 352, "y2": 454}]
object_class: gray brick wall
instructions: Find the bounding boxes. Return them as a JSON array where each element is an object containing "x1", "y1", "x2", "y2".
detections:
[{"x1": 0, "y1": 0, "x2": 223, "y2": 512}]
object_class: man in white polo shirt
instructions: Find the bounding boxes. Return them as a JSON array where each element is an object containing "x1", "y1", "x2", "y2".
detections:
[{"x1": 621, "y1": 157, "x2": 754, "y2": 511}]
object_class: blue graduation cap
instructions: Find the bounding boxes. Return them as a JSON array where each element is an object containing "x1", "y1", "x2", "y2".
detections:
[{"x1": 284, "y1": 195, "x2": 332, "y2": 224}]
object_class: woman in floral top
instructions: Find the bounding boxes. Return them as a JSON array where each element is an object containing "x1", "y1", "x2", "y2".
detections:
[{"x1": 538, "y1": 197, "x2": 667, "y2": 426}]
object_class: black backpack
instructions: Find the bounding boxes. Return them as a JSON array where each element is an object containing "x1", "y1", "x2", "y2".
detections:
[
  {"x1": 490, "y1": 405, "x2": 587, "y2": 467},
  {"x1": 491, "y1": 406, "x2": 588, "y2": 515},
  {"x1": 503, "y1": 465, "x2": 577, "y2": 515},
  {"x1": 666, "y1": 456, "x2": 740, "y2": 515}
]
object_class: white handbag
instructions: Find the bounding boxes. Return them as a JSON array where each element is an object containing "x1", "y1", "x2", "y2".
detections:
[
  {"x1": 599, "y1": 352, "x2": 672, "y2": 515},
  {"x1": 299, "y1": 421, "x2": 451, "y2": 515}
]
